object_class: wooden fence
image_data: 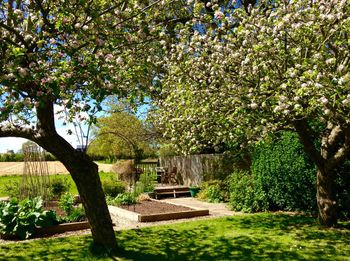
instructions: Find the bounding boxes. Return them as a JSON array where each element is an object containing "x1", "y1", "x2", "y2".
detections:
[
  {"x1": 159, "y1": 154, "x2": 243, "y2": 186},
  {"x1": 135, "y1": 161, "x2": 159, "y2": 176}
]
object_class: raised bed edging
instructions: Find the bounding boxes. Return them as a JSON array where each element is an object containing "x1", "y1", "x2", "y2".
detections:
[
  {"x1": 108, "y1": 199, "x2": 209, "y2": 222},
  {"x1": 35, "y1": 221, "x2": 90, "y2": 236}
]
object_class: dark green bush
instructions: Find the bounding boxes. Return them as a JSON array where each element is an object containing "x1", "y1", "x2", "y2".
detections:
[
  {"x1": 228, "y1": 171, "x2": 268, "y2": 213},
  {"x1": 102, "y1": 178, "x2": 126, "y2": 197},
  {"x1": 198, "y1": 180, "x2": 228, "y2": 203},
  {"x1": 0, "y1": 197, "x2": 58, "y2": 239},
  {"x1": 252, "y1": 131, "x2": 317, "y2": 212},
  {"x1": 335, "y1": 162, "x2": 350, "y2": 220},
  {"x1": 49, "y1": 178, "x2": 70, "y2": 200}
]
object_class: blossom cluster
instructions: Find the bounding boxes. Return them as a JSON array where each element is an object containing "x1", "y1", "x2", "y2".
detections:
[{"x1": 154, "y1": 0, "x2": 350, "y2": 153}]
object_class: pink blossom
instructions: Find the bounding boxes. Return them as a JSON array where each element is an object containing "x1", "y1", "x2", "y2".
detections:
[{"x1": 214, "y1": 11, "x2": 224, "y2": 20}]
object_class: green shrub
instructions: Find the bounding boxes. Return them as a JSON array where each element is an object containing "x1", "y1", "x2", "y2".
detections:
[
  {"x1": 0, "y1": 197, "x2": 58, "y2": 239},
  {"x1": 198, "y1": 180, "x2": 228, "y2": 203},
  {"x1": 135, "y1": 172, "x2": 156, "y2": 194},
  {"x1": 106, "y1": 193, "x2": 138, "y2": 207},
  {"x1": 228, "y1": 171, "x2": 268, "y2": 213},
  {"x1": 65, "y1": 206, "x2": 86, "y2": 223},
  {"x1": 252, "y1": 131, "x2": 317, "y2": 212},
  {"x1": 335, "y1": 162, "x2": 350, "y2": 220},
  {"x1": 102, "y1": 178, "x2": 126, "y2": 197},
  {"x1": 49, "y1": 178, "x2": 70, "y2": 199},
  {"x1": 59, "y1": 193, "x2": 75, "y2": 216}
]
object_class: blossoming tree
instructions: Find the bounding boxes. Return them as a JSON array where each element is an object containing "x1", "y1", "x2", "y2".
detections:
[
  {"x1": 156, "y1": 0, "x2": 350, "y2": 226},
  {"x1": 0, "y1": 0, "x2": 188, "y2": 249}
]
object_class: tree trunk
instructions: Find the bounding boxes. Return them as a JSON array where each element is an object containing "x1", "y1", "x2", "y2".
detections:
[
  {"x1": 294, "y1": 120, "x2": 340, "y2": 227},
  {"x1": 37, "y1": 134, "x2": 116, "y2": 249},
  {"x1": 64, "y1": 155, "x2": 116, "y2": 248},
  {"x1": 316, "y1": 168, "x2": 337, "y2": 227}
]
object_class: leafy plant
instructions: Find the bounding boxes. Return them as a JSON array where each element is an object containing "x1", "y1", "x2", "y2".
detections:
[
  {"x1": 58, "y1": 194, "x2": 86, "y2": 223},
  {"x1": 0, "y1": 197, "x2": 58, "y2": 239},
  {"x1": 252, "y1": 131, "x2": 317, "y2": 212},
  {"x1": 135, "y1": 172, "x2": 156, "y2": 194},
  {"x1": 59, "y1": 193, "x2": 75, "y2": 216},
  {"x1": 106, "y1": 193, "x2": 138, "y2": 207},
  {"x1": 197, "y1": 180, "x2": 228, "y2": 203},
  {"x1": 102, "y1": 178, "x2": 126, "y2": 197},
  {"x1": 228, "y1": 171, "x2": 268, "y2": 213},
  {"x1": 49, "y1": 178, "x2": 71, "y2": 200},
  {"x1": 65, "y1": 206, "x2": 86, "y2": 223}
]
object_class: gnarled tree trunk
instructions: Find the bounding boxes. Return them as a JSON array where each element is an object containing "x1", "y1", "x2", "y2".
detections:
[
  {"x1": 294, "y1": 120, "x2": 350, "y2": 228},
  {"x1": 33, "y1": 102, "x2": 117, "y2": 249},
  {"x1": 316, "y1": 168, "x2": 337, "y2": 227}
]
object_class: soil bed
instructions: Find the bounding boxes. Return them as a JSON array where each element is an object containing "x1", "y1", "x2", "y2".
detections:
[{"x1": 120, "y1": 200, "x2": 192, "y2": 214}]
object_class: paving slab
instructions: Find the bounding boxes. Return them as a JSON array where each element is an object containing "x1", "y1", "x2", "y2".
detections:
[{"x1": 160, "y1": 197, "x2": 237, "y2": 217}]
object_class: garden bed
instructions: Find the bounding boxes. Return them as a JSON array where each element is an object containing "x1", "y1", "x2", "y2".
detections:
[{"x1": 109, "y1": 199, "x2": 209, "y2": 222}]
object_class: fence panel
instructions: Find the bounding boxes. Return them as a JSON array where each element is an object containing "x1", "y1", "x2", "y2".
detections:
[{"x1": 159, "y1": 154, "x2": 237, "y2": 186}]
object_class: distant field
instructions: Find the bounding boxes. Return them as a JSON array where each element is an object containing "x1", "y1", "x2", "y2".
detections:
[
  {"x1": 0, "y1": 172, "x2": 116, "y2": 197},
  {"x1": 0, "y1": 161, "x2": 113, "y2": 176}
]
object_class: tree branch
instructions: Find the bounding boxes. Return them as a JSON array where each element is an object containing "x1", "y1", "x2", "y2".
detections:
[
  {"x1": 327, "y1": 127, "x2": 350, "y2": 170},
  {"x1": 0, "y1": 125, "x2": 36, "y2": 140},
  {"x1": 294, "y1": 119, "x2": 324, "y2": 169}
]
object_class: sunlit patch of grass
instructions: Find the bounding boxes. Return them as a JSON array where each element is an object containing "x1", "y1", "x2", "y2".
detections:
[{"x1": 0, "y1": 213, "x2": 349, "y2": 260}]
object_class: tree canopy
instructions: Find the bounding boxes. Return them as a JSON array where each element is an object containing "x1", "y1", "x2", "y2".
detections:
[
  {"x1": 88, "y1": 111, "x2": 157, "y2": 161},
  {"x1": 0, "y1": 0, "x2": 190, "y2": 249},
  {"x1": 154, "y1": 0, "x2": 350, "y2": 226}
]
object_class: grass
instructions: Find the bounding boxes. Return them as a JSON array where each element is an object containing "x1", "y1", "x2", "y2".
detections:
[
  {"x1": 0, "y1": 172, "x2": 116, "y2": 197},
  {"x1": 0, "y1": 213, "x2": 349, "y2": 260}
]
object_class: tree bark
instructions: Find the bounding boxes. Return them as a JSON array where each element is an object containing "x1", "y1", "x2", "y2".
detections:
[
  {"x1": 316, "y1": 168, "x2": 337, "y2": 227},
  {"x1": 294, "y1": 119, "x2": 339, "y2": 227},
  {"x1": 37, "y1": 133, "x2": 117, "y2": 249},
  {"x1": 31, "y1": 100, "x2": 117, "y2": 249}
]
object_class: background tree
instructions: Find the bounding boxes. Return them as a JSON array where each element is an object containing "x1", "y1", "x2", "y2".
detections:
[
  {"x1": 154, "y1": 0, "x2": 350, "y2": 226},
  {"x1": 0, "y1": 0, "x2": 189, "y2": 249},
  {"x1": 88, "y1": 112, "x2": 158, "y2": 162}
]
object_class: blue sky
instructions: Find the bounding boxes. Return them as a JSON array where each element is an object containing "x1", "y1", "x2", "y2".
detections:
[{"x1": 0, "y1": 106, "x2": 90, "y2": 153}]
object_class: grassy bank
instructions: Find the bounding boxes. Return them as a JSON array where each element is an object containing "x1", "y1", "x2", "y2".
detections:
[
  {"x1": 0, "y1": 213, "x2": 349, "y2": 260},
  {"x1": 0, "y1": 172, "x2": 115, "y2": 197}
]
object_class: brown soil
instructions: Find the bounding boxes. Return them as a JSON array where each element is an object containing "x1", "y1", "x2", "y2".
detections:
[
  {"x1": 120, "y1": 200, "x2": 193, "y2": 214},
  {"x1": 44, "y1": 201, "x2": 65, "y2": 216}
]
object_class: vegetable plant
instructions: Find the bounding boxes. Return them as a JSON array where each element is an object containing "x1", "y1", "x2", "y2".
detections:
[{"x1": 0, "y1": 197, "x2": 58, "y2": 239}]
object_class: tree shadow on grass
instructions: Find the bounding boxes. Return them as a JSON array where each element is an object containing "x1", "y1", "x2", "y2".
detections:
[
  {"x1": 114, "y1": 214, "x2": 350, "y2": 261},
  {"x1": 0, "y1": 236, "x2": 95, "y2": 261},
  {"x1": 115, "y1": 225, "x2": 302, "y2": 260}
]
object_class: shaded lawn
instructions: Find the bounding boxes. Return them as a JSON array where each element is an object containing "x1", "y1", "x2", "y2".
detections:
[
  {"x1": 0, "y1": 172, "x2": 115, "y2": 197},
  {"x1": 0, "y1": 213, "x2": 349, "y2": 260}
]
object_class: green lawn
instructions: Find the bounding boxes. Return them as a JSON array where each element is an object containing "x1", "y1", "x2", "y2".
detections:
[
  {"x1": 0, "y1": 172, "x2": 116, "y2": 197},
  {"x1": 0, "y1": 213, "x2": 349, "y2": 260}
]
